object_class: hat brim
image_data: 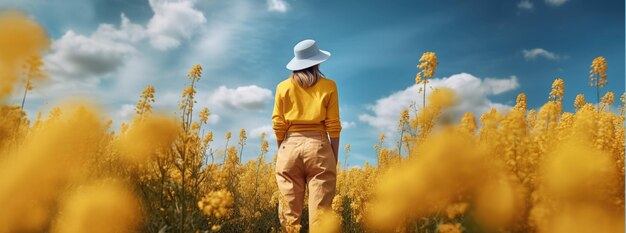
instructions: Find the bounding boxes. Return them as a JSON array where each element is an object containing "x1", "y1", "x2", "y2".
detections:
[{"x1": 286, "y1": 50, "x2": 331, "y2": 71}]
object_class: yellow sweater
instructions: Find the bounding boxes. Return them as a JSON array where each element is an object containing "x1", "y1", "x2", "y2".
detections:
[{"x1": 272, "y1": 77, "x2": 342, "y2": 141}]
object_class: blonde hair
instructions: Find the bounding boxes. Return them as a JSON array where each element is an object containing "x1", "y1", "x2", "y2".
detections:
[{"x1": 291, "y1": 65, "x2": 324, "y2": 88}]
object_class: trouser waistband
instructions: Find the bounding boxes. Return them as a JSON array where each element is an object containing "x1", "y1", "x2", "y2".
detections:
[{"x1": 285, "y1": 131, "x2": 327, "y2": 137}]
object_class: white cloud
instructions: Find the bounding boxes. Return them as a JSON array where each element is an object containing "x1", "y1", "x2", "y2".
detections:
[
  {"x1": 94, "y1": 14, "x2": 147, "y2": 43},
  {"x1": 117, "y1": 104, "x2": 136, "y2": 120},
  {"x1": 250, "y1": 125, "x2": 276, "y2": 139},
  {"x1": 45, "y1": 0, "x2": 207, "y2": 80},
  {"x1": 207, "y1": 114, "x2": 221, "y2": 125},
  {"x1": 517, "y1": 0, "x2": 534, "y2": 10},
  {"x1": 359, "y1": 73, "x2": 519, "y2": 134},
  {"x1": 209, "y1": 85, "x2": 273, "y2": 111},
  {"x1": 522, "y1": 48, "x2": 560, "y2": 60},
  {"x1": 45, "y1": 29, "x2": 137, "y2": 80},
  {"x1": 267, "y1": 0, "x2": 287, "y2": 12},
  {"x1": 147, "y1": 0, "x2": 207, "y2": 50},
  {"x1": 342, "y1": 121, "x2": 357, "y2": 129},
  {"x1": 26, "y1": 76, "x2": 101, "y2": 101},
  {"x1": 484, "y1": 76, "x2": 519, "y2": 95},
  {"x1": 545, "y1": 0, "x2": 568, "y2": 6}
]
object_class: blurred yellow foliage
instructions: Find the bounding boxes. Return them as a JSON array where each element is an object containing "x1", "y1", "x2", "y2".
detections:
[{"x1": 0, "y1": 11, "x2": 49, "y2": 100}]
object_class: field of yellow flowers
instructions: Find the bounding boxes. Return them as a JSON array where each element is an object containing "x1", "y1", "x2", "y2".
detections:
[{"x1": 0, "y1": 11, "x2": 624, "y2": 233}]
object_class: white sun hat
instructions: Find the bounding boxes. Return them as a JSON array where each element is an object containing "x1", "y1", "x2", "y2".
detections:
[{"x1": 286, "y1": 39, "x2": 331, "y2": 71}]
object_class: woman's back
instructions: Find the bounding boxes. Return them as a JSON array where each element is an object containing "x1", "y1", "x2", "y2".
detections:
[{"x1": 272, "y1": 76, "x2": 341, "y2": 141}]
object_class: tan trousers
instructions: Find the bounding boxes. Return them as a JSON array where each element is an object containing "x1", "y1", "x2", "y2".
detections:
[{"x1": 275, "y1": 131, "x2": 337, "y2": 231}]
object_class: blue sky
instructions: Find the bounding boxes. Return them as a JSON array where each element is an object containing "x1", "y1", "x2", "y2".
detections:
[{"x1": 1, "y1": 0, "x2": 624, "y2": 165}]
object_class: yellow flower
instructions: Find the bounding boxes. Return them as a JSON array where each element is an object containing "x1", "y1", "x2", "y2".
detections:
[
  {"x1": 549, "y1": 78, "x2": 565, "y2": 102},
  {"x1": 445, "y1": 203, "x2": 469, "y2": 219},
  {"x1": 437, "y1": 223, "x2": 462, "y2": 233},
  {"x1": 191, "y1": 122, "x2": 200, "y2": 131},
  {"x1": 417, "y1": 52, "x2": 438, "y2": 78},
  {"x1": 601, "y1": 91, "x2": 615, "y2": 111},
  {"x1": 514, "y1": 93, "x2": 527, "y2": 110},
  {"x1": 238, "y1": 128, "x2": 247, "y2": 149},
  {"x1": 574, "y1": 94, "x2": 586, "y2": 109},
  {"x1": 589, "y1": 56, "x2": 607, "y2": 87},
  {"x1": 199, "y1": 107, "x2": 210, "y2": 124},
  {"x1": 198, "y1": 189, "x2": 234, "y2": 220},
  {"x1": 239, "y1": 129, "x2": 247, "y2": 141},
  {"x1": 187, "y1": 64, "x2": 203, "y2": 80},
  {"x1": 23, "y1": 55, "x2": 45, "y2": 81},
  {"x1": 261, "y1": 140, "x2": 269, "y2": 154},
  {"x1": 203, "y1": 131, "x2": 214, "y2": 145},
  {"x1": 459, "y1": 112, "x2": 476, "y2": 134},
  {"x1": 601, "y1": 92, "x2": 615, "y2": 106},
  {"x1": 400, "y1": 109, "x2": 410, "y2": 123},
  {"x1": 52, "y1": 182, "x2": 141, "y2": 233},
  {"x1": 135, "y1": 85, "x2": 155, "y2": 115},
  {"x1": 415, "y1": 72, "x2": 423, "y2": 84},
  {"x1": 181, "y1": 86, "x2": 195, "y2": 98},
  {"x1": 331, "y1": 195, "x2": 344, "y2": 213}
]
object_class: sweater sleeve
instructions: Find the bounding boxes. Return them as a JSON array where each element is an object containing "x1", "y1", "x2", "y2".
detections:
[
  {"x1": 272, "y1": 86, "x2": 288, "y2": 141},
  {"x1": 325, "y1": 82, "x2": 342, "y2": 138}
]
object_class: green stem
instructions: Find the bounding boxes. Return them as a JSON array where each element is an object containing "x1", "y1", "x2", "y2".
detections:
[
  {"x1": 20, "y1": 80, "x2": 29, "y2": 110},
  {"x1": 596, "y1": 74, "x2": 600, "y2": 112}
]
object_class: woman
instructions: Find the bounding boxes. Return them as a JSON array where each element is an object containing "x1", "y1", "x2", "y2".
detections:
[{"x1": 272, "y1": 39, "x2": 342, "y2": 230}]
